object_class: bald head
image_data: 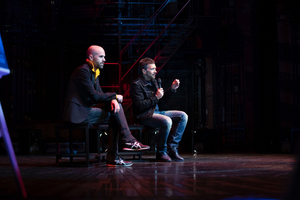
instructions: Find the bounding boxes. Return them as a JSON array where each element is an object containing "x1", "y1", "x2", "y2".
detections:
[
  {"x1": 86, "y1": 45, "x2": 104, "y2": 58},
  {"x1": 86, "y1": 45, "x2": 106, "y2": 70}
]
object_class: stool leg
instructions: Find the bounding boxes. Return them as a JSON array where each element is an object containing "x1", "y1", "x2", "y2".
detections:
[
  {"x1": 291, "y1": 130, "x2": 293, "y2": 149},
  {"x1": 192, "y1": 130, "x2": 195, "y2": 153},
  {"x1": 55, "y1": 128, "x2": 59, "y2": 164},
  {"x1": 70, "y1": 129, "x2": 73, "y2": 163},
  {"x1": 96, "y1": 129, "x2": 100, "y2": 163},
  {"x1": 85, "y1": 127, "x2": 89, "y2": 167},
  {"x1": 139, "y1": 129, "x2": 142, "y2": 143},
  {"x1": 139, "y1": 128, "x2": 143, "y2": 160}
]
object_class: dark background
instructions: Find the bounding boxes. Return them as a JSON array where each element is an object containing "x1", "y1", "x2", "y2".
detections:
[{"x1": 1, "y1": 0, "x2": 300, "y2": 154}]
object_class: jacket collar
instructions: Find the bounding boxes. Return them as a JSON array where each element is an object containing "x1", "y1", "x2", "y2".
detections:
[
  {"x1": 82, "y1": 63, "x2": 96, "y2": 83},
  {"x1": 138, "y1": 75, "x2": 152, "y2": 87}
]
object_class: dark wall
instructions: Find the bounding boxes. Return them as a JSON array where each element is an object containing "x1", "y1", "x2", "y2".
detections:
[
  {"x1": 1, "y1": 0, "x2": 300, "y2": 153},
  {"x1": 252, "y1": 0, "x2": 280, "y2": 152}
]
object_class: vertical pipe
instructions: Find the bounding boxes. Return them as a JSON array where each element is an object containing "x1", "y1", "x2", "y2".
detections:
[{"x1": 118, "y1": 0, "x2": 122, "y2": 94}]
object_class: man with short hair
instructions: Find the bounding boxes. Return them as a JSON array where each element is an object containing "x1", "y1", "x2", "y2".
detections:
[
  {"x1": 62, "y1": 45, "x2": 149, "y2": 166},
  {"x1": 130, "y1": 58, "x2": 188, "y2": 162}
]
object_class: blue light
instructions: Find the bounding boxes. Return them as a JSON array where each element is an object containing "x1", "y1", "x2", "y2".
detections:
[{"x1": 0, "y1": 34, "x2": 10, "y2": 78}]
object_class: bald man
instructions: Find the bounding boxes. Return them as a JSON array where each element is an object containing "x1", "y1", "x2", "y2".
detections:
[{"x1": 62, "y1": 45, "x2": 149, "y2": 166}]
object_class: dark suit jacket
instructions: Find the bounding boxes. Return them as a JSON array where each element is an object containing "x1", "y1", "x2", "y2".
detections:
[{"x1": 62, "y1": 63, "x2": 116, "y2": 123}]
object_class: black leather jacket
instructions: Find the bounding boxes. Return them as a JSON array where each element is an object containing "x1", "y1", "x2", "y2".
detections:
[{"x1": 130, "y1": 75, "x2": 176, "y2": 121}]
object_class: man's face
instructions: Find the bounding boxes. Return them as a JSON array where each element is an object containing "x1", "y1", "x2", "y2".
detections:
[
  {"x1": 91, "y1": 47, "x2": 106, "y2": 69},
  {"x1": 143, "y1": 63, "x2": 157, "y2": 80}
]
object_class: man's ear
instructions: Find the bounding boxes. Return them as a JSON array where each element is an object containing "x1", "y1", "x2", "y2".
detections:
[
  {"x1": 142, "y1": 68, "x2": 146, "y2": 74},
  {"x1": 88, "y1": 54, "x2": 93, "y2": 61}
]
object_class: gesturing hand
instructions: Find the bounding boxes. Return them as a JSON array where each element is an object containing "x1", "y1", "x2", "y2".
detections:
[
  {"x1": 111, "y1": 99, "x2": 120, "y2": 113},
  {"x1": 171, "y1": 79, "x2": 180, "y2": 90}
]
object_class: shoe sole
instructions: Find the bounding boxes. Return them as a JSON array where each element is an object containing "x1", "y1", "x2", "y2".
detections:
[
  {"x1": 156, "y1": 159, "x2": 172, "y2": 162},
  {"x1": 122, "y1": 147, "x2": 150, "y2": 151},
  {"x1": 169, "y1": 156, "x2": 184, "y2": 162},
  {"x1": 106, "y1": 163, "x2": 133, "y2": 167}
]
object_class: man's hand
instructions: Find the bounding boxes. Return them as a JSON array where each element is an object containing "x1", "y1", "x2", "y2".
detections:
[
  {"x1": 155, "y1": 88, "x2": 164, "y2": 99},
  {"x1": 171, "y1": 79, "x2": 180, "y2": 90},
  {"x1": 116, "y1": 94, "x2": 123, "y2": 103},
  {"x1": 111, "y1": 99, "x2": 120, "y2": 113}
]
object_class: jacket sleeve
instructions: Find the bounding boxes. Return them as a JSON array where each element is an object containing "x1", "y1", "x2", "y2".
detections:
[
  {"x1": 76, "y1": 67, "x2": 116, "y2": 103},
  {"x1": 130, "y1": 81, "x2": 159, "y2": 112}
]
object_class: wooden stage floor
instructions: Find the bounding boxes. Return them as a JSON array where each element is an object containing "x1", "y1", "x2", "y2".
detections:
[{"x1": 0, "y1": 153, "x2": 297, "y2": 200}]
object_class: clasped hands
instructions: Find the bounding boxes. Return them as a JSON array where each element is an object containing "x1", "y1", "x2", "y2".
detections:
[{"x1": 111, "y1": 94, "x2": 123, "y2": 113}]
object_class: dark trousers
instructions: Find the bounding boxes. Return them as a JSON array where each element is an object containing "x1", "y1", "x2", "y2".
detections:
[{"x1": 83, "y1": 103, "x2": 135, "y2": 162}]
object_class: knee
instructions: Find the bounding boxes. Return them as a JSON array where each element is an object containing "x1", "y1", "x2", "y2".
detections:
[
  {"x1": 181, "y1": 112, "x2": 188, "y2": 123},
  {"x1": 162, "y1": 117, "x2": 172, "y2": 129}
]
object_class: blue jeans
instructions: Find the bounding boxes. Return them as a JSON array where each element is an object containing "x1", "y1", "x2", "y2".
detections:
[{"x1": 139, "y1": 110, "x2": 188, "y2": 154}]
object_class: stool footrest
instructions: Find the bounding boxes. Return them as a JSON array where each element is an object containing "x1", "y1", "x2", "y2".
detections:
[{"x1": 55, "y1": 124, "x2": 147, "y2": 166}]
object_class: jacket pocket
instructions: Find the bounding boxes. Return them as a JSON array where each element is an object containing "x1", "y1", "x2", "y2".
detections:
[{"x1": 145, "y1": 91, "x2": 154, "y2": 98}]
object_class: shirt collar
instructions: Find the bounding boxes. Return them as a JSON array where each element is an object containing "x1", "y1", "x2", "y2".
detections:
[
  {"x1": 91, "y1": 67, "x2": 100, "y2": 80},
  {"x1": 86, "y1": 59, "x2": 100, "y2": 80}
]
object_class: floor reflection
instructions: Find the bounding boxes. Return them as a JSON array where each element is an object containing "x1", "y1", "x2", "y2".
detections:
[{"x1": 0, "y1": 153, "x2": 294, "y2": 199}]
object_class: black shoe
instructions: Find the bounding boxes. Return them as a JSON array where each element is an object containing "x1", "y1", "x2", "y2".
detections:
[
  {"x1": 122, "y1": 140, "x2": 150, "y2": 151},
  {"x1": 156, "y1": 152, "x2": 172, "y2": 162},
  {"x1": 168, "y1": 148, "x2": 184, "y2": 162},
  {"x1": 106, "y1": 158, "x2": 133, "y2": 167}
]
